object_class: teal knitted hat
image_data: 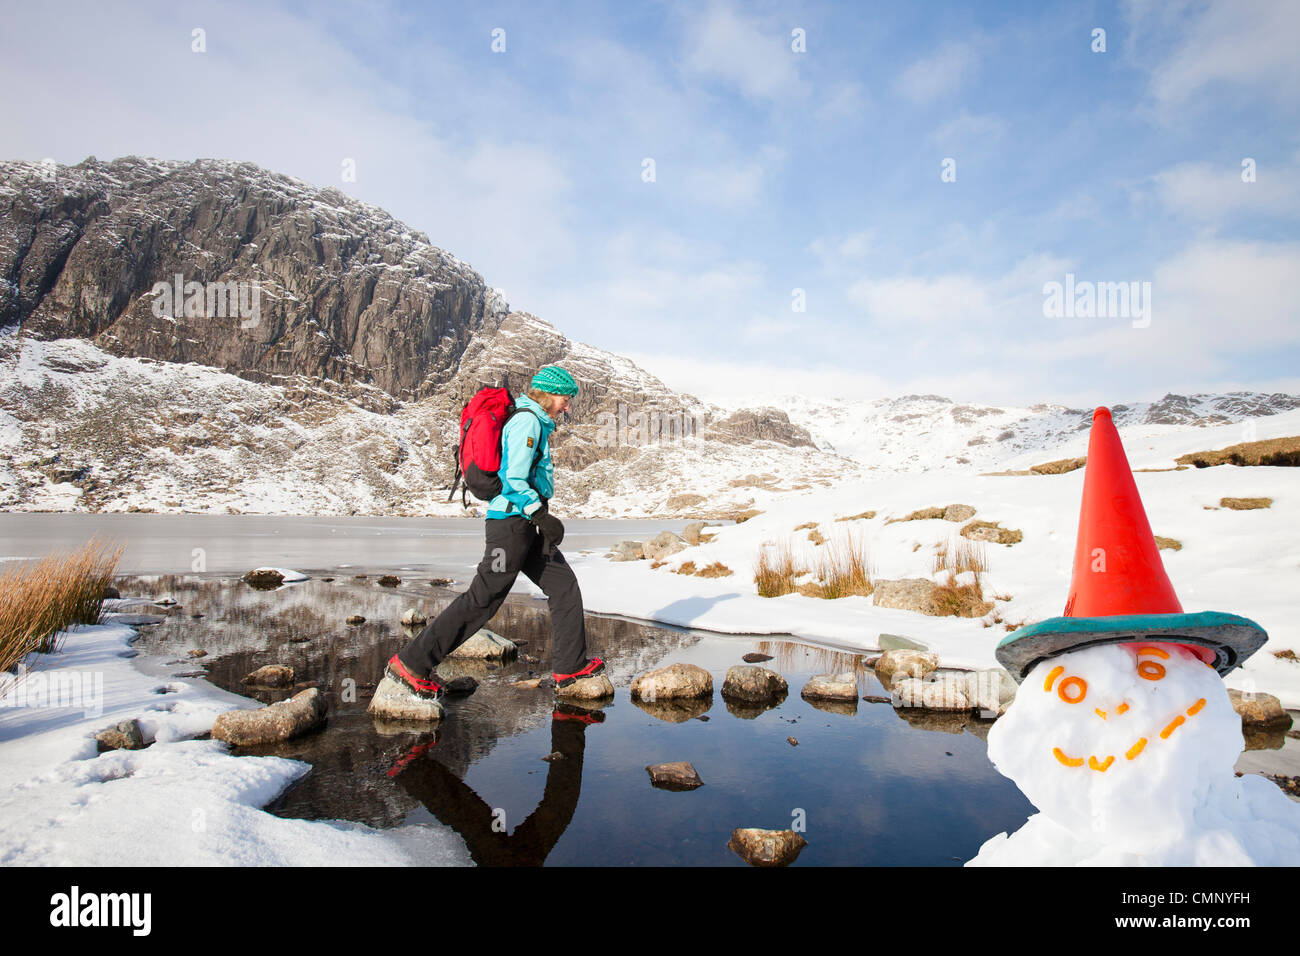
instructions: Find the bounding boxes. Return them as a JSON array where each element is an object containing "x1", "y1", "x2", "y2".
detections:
[{"x1": 530, "y1": 365, "x2": 578, "y2": 396}]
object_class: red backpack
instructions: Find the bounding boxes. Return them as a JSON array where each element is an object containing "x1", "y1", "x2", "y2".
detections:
[{"x1": 446, "y1": 385, "x2": 542, "y2": 506}]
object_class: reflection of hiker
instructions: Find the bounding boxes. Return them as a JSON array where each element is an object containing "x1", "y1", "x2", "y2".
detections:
[
  {"x1": 391, "y1": 704, "x2": 602, "y2": 866},
  {"x1": 386, "y1": 366, "x2": 605, "y2": 700}
]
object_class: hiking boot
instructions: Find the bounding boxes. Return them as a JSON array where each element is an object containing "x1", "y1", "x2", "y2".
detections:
[
  {"x1": 385, "y1": 654, "x2": 444, "y2": 701},
  {"x1": 553, "y1": 657, "x2": 606, "y2": 688}
]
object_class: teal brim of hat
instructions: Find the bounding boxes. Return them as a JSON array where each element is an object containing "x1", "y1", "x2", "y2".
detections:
[{"x1": 995, "y1": 610, "x2": 1268, "y2": 683}]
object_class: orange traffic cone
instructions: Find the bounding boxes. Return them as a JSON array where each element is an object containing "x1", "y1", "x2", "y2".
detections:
[
  {"x1": 1063, "y1": 407, "x2": 1183, "y2": 618},
  {"x1": 996, "y1": 407, "x2": 1267, "y2": 682}
]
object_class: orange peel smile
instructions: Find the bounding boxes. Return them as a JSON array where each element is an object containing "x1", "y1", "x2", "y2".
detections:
[{"x1": 1046, "y1": 646, "x2": 1208, "y2": 772}]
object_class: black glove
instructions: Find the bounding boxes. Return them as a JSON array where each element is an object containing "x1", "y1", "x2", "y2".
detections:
[{"x1": 531, "y1": 505, "x2": 565, "y2": 550}]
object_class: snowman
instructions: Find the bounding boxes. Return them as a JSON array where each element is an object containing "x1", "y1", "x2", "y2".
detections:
[{"x1": 967, "y1": 408, "x2": 1300, "y2": 866}]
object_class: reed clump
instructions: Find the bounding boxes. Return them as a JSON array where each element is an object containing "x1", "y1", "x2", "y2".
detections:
[{"x1": 0, "y1": 536, "x2": 124, "y2": 676}]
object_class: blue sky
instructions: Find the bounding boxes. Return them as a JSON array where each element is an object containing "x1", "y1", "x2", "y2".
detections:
[{"x1": 2, "y1": 0, "x2": 1297, "y2": 406}]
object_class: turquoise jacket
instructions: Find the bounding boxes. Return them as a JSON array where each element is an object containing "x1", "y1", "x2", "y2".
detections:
[{"x1": 486, "y1": 394, "x2": 555, "y2": 520}]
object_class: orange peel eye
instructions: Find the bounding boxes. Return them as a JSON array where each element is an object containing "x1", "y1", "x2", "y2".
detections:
[
  {"x1": 1137, "y1": 659, "x2": 1166, "y2": 681},
  {"x1": 1057, "y1": 675, "x2": 1087, "y2": 704},
  {"x1": 1043, "y1": 665, "x2": 1065, "y2": 693}
]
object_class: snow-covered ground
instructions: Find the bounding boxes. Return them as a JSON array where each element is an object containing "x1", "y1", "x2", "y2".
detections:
[
  {"x1": 0, "y1": 611, "x2": 470, "y2": 866},
  {"x1": 569, "y1": 409, "x2": 1300, "y2": 707}
]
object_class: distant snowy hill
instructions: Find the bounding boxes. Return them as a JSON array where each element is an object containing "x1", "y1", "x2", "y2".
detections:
[{"x1": 709, "y1": 392, "x2": 1300, "y2": 474}]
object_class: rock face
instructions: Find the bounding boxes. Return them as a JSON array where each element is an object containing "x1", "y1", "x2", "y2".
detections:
[
  {"x1": 1, "y1": 157, "x2": 498, "y2": 399},
  {"x1": 801, "y1": 673, "x2": 858, "y2": 701},
  {"x1": 645, "y1": 761, "x2": 704, "y2": 791},
  {"x1": 445, "y1": 629, "x2": 516, "y2": 660},
  {"x1": 367, "y1": 675, "x2": 443, "y2": 723},
  {"x1": 727, "y1": 828, "x2": 808, "y2": 867},
  {"x1": 721, "y1": 665, "x2": 788, "y2": 702},
  {"x1": 212, "y1": 687, "x2": 327, "y2": 745},
  {"x1": 241, "y1": 664, "x2": 294, "y2": 687},
  {"x1": 630, "y1": 663, "x2": 713, "y2": 701}
]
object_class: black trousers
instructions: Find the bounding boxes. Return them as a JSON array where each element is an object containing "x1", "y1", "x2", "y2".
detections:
[{"x1": 398, "y1": 515, "x2": 589, "y2": 676}]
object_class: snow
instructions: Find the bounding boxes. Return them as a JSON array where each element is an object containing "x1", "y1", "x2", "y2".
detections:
[
  {"x1": 0, "y1": 621, "x2": 470, "y2": 866},
  {"x1": 569, "y1": 457, "x2": 1300, "y2": 707},
  {"x1": 966, "y1": 643, "x2": 1300, "y2": 865}
]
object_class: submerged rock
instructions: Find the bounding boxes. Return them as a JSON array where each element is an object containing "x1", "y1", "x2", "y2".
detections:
[
  {"x1": 367, "y1": 676, "x2": 443, "y2": 723},
  {"x1": 241, "y1": 664, "x2": 294, "y2": 688},
  {"x1": 213, "y1": 688, "x2": 327, "y2": 745},
  {"x1": 446, "y1": 629, "x2": 516, "y2": 660},
  {"x1": 378, "y1": 575, "x2": 401, "y2": 587},
  {"x1": 645, "y1": 761, "x2": 704, "y2": 791},
  {"x1": 727, "y1": 828, "x2": 808, "y2": 867},
  {"x1": 630, "y1": 663, "x2": 713, "y2": 701},
  {"x1": 722, "y1": 665, "x2": 788, "y2": 703},
  {"x1": 346, "y1": 615, "x2": 366, "y2": 625}
]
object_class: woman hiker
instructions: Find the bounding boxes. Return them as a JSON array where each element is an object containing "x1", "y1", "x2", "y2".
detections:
[{"x1": 384, "y1": 365, "x2": 606, "y2": 703}]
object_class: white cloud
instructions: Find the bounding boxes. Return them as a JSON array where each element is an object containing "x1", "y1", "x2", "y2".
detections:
[
  {"x1": 894, "y1": 41, "x2": 982, "y2": 104},
  {"x1": 681, "y1": 1, "x2": 805, "y2": 102},
  {"x1": 1124, "y1": 0, "x2": 1300, "y2": 114},
  {"x1": 928, "y1": 110, "x2": 1007, "y2": 145},
  {"x1": 1151, "y1": 159, "x2": 1300, "y2": 225}
]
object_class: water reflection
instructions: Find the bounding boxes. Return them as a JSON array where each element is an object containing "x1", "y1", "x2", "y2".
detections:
[{"x1": 118, "y1": 573, "x2": 1040, "y2": 865}]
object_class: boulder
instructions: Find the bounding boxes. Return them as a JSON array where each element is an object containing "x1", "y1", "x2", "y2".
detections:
[
  {"x1": 801, "y1": 673, "x2": 858, "y2": 701},
  {"x1": 1228, "y1": 689, "x2": 1293, "y2": 730},
  {"x1": 401, "y1": 607, "x2": 428, "y2": 627},
  {"x1": 242, "y1": 568, "x2": 284, "y2": 589},
  {"x1": 943, "y1": 504, "x2": 976, "y2": 522},
  {"x1": 378, "y1": 574, "x2": 401, "y2": 587},
  {"x1": 721, "y1": 665, "x2": 788, "y2": 703},
  {"x1": 683, "y1": 520, "x2": 707, "y2": 545},
  {"x1": 630, "y1": 663, "x2": 713, "y2": 701},
  {"x1": 213, "y1": 688, "x2": 328, "y2": 745},
  {"x1": 445, "y1": 629, "x2": 516, "y2": 660},
  {"x1": 367, "y1": 676, "x2": 443, "y2": 723},
  {"x1": 610, "y1": 540, "x2": 645, "y2": 562},
  {"x1": 960, "y1": 521, "x2": 1024, "y2": 545},
  {"x1": 742, "y1": 652, "x2": 774, "y2": 663},
  {"x1": 873, "y1": 649, "x2": 940, "y2": 690},
  {"x1": 555, "y1": 674, "x2": 615, "y2": 702},
  {"x1": 241, "y1": 664, "x2": 294, "y2": 688},
  {"x1": 873, "y1": 578, "x2": 943, "y2": 615},
  {"x1": 727, "y1": 828, "x2": 808, "y2": 867},
  {"x1": 95, "y1": 719, "x2": 145, "y2": 752},
  {"x1": 645, "y1": 761, "x2": 704, "y2": 791},
  {"x1": 893, "y1": 677, "x2": 972, "y2": 711},
  {"x1": 643, "y1": 531, "x2": 687, "y2": 562}
]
